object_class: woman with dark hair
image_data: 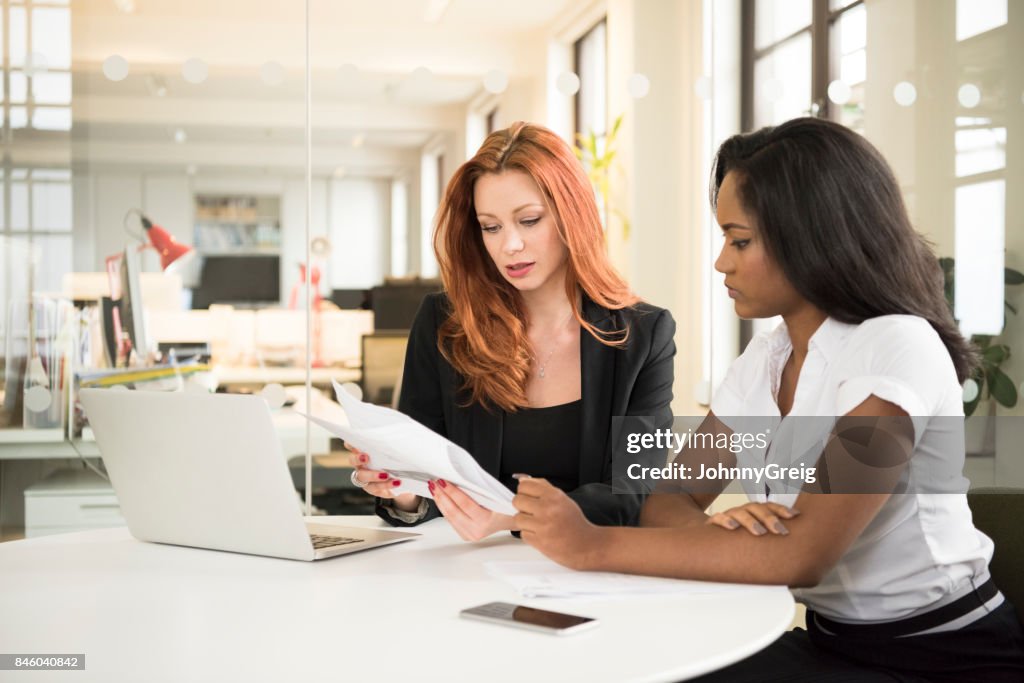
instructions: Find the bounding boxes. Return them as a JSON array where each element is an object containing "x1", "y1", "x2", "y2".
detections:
[
  {"x1": 349, "y1": 121, "x2": 676, "y2": 541},
  {"x1": 513, "y1": 117, "x2": 1024, "y2": 681}
]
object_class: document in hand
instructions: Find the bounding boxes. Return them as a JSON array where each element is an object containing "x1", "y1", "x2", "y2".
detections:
[{"x1": 299, "y1": 380, "x2": 516, "y2": 515}]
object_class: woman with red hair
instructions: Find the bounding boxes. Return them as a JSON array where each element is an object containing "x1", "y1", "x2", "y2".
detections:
[{"x1": 350, "y1": 121, "x2": 676, "y2": 541}]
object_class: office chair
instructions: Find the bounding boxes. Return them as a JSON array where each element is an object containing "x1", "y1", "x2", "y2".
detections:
[
  {"x1": 966, "y1": 487, "x2": 1024, "y2": 626},
  {"x1": 360, "y1": 331, "x2": 410, "y2": 407}
]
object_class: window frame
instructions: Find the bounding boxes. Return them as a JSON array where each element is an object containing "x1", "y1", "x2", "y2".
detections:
[
  {"x1": 740, "y1": 0, "x2": 865, "y2": 131},
  {"x1": 572, "y1": 17, "x2": 608, "y2": 141},
  {"x1": 3, "y1": 0, "x2": 73, "y2": 136}
]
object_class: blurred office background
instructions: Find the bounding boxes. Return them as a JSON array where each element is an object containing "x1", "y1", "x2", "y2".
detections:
[{"x1": 0, "y1": 0, "x2": 1021, "y2": 540}]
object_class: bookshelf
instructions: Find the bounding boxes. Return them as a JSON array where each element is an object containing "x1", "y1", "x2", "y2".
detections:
[{"x1": 193, "y1": 194, "x2": 281, "y2": 256}]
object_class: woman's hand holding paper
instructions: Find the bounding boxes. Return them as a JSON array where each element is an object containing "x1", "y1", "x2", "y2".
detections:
[
  {"x1": 429, "y1": 478, "x2": 517, "y2": 541},
  {"x1": 347, "y1": 444, "x2": 421, "y2": 512}
]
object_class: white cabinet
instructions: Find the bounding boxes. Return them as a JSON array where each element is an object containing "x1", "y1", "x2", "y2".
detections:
[{"x1": 24, "y1": 468, "x2": 124, "y2": 538}]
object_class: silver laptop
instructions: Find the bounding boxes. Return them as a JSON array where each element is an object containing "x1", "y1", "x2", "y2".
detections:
[{"x1": 80, "y1": 388, "x2": 418, "y2": 561}]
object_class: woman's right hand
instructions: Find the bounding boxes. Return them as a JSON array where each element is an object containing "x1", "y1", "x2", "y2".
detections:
[{"x1": 347, "y1": 444, "x2": 421, "y2": 512}]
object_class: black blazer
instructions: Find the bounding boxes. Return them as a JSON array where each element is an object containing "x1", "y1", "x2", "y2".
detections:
[{"x1": 376, "y1": 292, "x2": 676, "y2": 527}]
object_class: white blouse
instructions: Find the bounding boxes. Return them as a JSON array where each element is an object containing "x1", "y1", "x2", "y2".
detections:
[{"x1": 711, "y1": 315, "x2": 995, "y2": 624}]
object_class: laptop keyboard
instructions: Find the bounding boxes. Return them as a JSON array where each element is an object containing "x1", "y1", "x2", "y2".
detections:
[{"x1": 310, "y1": 534, "x2": 364, "y2": 550}]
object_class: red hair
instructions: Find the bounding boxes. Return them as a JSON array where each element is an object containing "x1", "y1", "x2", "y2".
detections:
[{"x1": 434, "y1": 121, "x2": 639, "y2": 412}]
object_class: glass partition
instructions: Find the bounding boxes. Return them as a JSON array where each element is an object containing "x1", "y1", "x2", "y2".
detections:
[{"x1": 3, "y1": 0, "x2": 1018, "y2": 540}]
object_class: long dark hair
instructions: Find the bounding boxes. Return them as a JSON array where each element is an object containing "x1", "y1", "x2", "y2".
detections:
[{"x1": 710, "y1": 117, "x2": 977, "y2": 383}]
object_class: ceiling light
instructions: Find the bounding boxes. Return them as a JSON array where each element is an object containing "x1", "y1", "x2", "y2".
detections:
[
  {"x1": 182, "y1": 58, "x2": 208, "y2": 85},
  {"x1": 483, "y1": 69, "x2": 508, "y2": 94},
  {"x1": 103, "y1": 55, "x2": 129, "y2": 82}
]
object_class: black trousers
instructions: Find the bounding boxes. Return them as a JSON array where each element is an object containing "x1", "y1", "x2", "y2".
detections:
[{"x1": 689, "y1": 599, "x2": 1024, "y2": 683}]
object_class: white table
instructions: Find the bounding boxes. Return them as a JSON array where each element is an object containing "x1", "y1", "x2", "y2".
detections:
[{"x1": 0, "y1": 517, "x2": 794, "y2": 682}]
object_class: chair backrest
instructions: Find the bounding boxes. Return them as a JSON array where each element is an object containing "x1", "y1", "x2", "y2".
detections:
[
  {"x1": 967, "y1": 487, "x2": 1024, "y2": 626},
  {"x1": 360, "y1": 332, "x2": 409, "y2": 407}
]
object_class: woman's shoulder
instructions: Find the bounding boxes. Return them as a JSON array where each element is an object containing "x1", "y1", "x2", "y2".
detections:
[
  {"x1": 418, "y1": 290, "x2": 452, "y2": 317},
  {"x1": 843, "y1": 314, "x2": 945, "y2": 358},
  {"x1": 616, "y1": 302, "x2": 675, "y2": 346},
  {"x1": 615, "y1": 301, "x2": 672, "y2": 327},
  {"x1": 840, "y1": 315, "x2": 956, "y2": 386},
  {"x1": 409, "y1": 291, "x2": 451, "y2": 336},
  {"x1": 833, "y1": 315, "x2": 959, "y2": 417},
  {"x1": 421, "y1": 290, "x2": 451, "y2": 311},
  {"x1": 850, "y1": 313, "x2": 935, "y2": 337}
]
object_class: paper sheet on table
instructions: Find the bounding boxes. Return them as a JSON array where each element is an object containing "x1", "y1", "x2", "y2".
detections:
[
  {"x1": 298, "y1": 380, "x2": 516, "y2": 515},
  {"x1": 485, "y1": 560, "x2": 786, "y2": 598}
]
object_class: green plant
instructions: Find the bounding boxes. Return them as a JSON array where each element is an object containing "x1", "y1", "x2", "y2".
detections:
[
  {"x1": 939, "y1": 257, "x2": 1024, "y2": 415},
  {"x1": 574, "y1": 114, "x2": 631, "y2": 240}
]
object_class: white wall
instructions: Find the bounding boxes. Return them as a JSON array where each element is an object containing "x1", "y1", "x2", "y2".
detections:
[
  {"x1": 91, "y1": 172, "x2": 143, "y2": 271},
  {"x1": 327, "y1": 178, "x2": 391, "y2": 289},
  {"x1": 708, "y1": 0, "x2": 742, "y2": 400},
  {"x1": 608, "y1": 0, "x2": 708, "y2": 416},
  {"x1": 282, "y1": 177, "x2": 327, "y2": 305}
]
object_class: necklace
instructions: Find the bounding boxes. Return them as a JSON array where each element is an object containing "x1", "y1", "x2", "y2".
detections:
[{"x1": 534, "y1": 309, "x2": 575, "y2": 379}]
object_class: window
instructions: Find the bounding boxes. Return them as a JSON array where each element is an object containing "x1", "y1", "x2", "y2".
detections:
[
  {"x1": 742, "y1": 0, "x2": 865, "y2": 131},
  {"x1": 951, "y1": 0, "x2": 1008, "y2": 337},
  {"x1": 3, "y1": 0, "x2": 73, "y2": 133},
  {"x1": 1, "y1": 166, "x2": 72, "y2": 296},
  {"x1": 739, "y1": 0, "x2": 865, "y2": 343},
  {"x1": 1, "y1": 0, "x2": 74, "y2": 333},
  {"x1": 418, "y1": 151, "x2": 440, "y2": 278},
  {"x1": 574, "y1": 19, "x2": 607, "y2": 141}
]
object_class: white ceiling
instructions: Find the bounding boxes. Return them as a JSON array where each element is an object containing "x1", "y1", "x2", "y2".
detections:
[
  {"x1": 72, "y1": 0, "x2": 580, "y2": 77},
  {"x1": 66, "y1": 0, "x2": 586, "y2": 172},
  {"x1": 76, "y1": 0, "x2": 579, "y2": 32}
]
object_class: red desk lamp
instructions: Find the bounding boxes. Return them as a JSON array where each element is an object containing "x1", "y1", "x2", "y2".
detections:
[
  {"x1": 122, "y1": 209, "x2": 194, "y2": 272},
  {"x1": 138, "y1": 214, "x2": 194, "y2": 272}
]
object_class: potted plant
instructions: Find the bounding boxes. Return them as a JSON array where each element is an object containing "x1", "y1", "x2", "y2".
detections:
[{"x1": 575, "y1": 114, "x2": 631, "y2": 240}]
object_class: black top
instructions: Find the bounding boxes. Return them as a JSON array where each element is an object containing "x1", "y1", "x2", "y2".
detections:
[
  {"x1": 376, "y1": 291, "x2": 676, "y2": 528},
  {"x1": 500, "y1": 400, "x2": 582, "y2": 495}
]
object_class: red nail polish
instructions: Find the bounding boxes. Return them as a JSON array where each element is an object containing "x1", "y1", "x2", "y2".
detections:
[
  {"x1": 359, "y1": 454, "x2": 368, "y2": 463},
  {"x1": 438, "y1": 479, "x2": 447, "y2": 488},
  {"x1": 378, "y1": 473, "x2": 388, "y2": 480},
  {"x1": 428, "y1": 481, "x2": 435, "y2": 493},
  {"x1": 392, "y1": 480, "x2": 401, "y2": 487}
]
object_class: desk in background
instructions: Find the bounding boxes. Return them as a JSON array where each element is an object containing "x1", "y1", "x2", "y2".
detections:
[
  {"x1": 0, "y1": 516, "x2": 794, "y2": 682},
  {"x1": 1, "y1": 386, "x2": 350, "y2": 539},
  {"x1": 211, "y1": 364, "x2": 359, "y2": 389},
  {"x1": 0, "y1": 385, "x2": 346, "y2": 463}
]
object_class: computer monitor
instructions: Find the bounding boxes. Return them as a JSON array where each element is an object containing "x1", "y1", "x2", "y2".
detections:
[
  {"x1": 330, "y1": 288, "x2": 370, "y2": 310},
  {"x1": 191, "y1": 255, "x2": 280, "y2": 309},
  {"x1": 371, "y1": 278, "x2": 441, "y2": 331},
  {"x1": 118, "y1": 246, "x2": 149, "y2": 366}
]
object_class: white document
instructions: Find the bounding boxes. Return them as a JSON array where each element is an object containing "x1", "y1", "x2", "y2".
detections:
[
  {"x1": 299, "y1": 380, "x2": 516, "y2": 515},
  {"x1": 485, "y1": 560, "x2": 787, "y2": 599}
]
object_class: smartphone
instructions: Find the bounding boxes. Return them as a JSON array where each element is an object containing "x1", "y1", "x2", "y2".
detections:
[{"x1": 460, "y1": 602, "x2": 599, "y2": 635}]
